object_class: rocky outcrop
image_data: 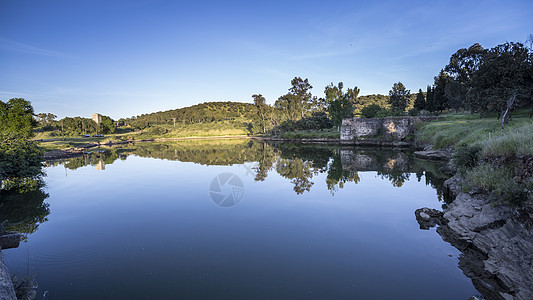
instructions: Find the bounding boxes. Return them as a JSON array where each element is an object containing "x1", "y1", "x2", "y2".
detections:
[
  {"x1": 416, "y1": 176, "x2": 533, "y2": 300},
  {"x1": 414, "y1": 149, "x2": 452, "y2": 161},
  {"x1": 0, "y1": 251, "x2": 16, "y2": 300}
]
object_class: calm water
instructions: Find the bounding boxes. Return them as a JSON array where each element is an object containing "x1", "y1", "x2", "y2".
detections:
[{"x1": 2, "y1": 140, "x2": 478, "y2": 299}]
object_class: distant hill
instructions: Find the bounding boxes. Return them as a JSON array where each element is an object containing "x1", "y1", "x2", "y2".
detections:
[{"x1": 122, "y1": 101, "x2": 258, "y2": 127}]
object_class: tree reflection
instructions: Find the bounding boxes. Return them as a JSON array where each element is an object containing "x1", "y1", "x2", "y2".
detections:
[
  {"x1": 0, "y1": 188, "x2": 50, "y2": 240},
  {"x1": 326, "y1": 152, "x2": 360, "y2": 195},
  {"x1": 276, "y1": 158, "x2": 315, "y2": 194},
  {"x1": 47, "y1": 140, "x2": 452, "y2": 197}
]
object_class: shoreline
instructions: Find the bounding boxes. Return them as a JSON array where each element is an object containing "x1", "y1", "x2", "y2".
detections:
[{"x1": 43, "y1": 135, "x2": 428, "y2": 160}]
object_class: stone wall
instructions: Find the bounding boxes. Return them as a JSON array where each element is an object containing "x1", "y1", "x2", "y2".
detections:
[{"x1": 340, "y1": 116, "x2": 438, "y2": 144}]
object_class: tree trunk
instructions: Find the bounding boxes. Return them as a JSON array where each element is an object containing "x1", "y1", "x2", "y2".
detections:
[{"x1": 501, "y1": 93, "x2": 517, "y2": 129}]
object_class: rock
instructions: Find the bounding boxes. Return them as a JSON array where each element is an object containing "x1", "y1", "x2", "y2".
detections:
[
  {"x1": 434, "y1": 191, "x2": 533, "y2": 300},
  {"x1": 443, "y1": 175, "x2": 463, "y2": 198},
  {"x1": 0, "y1": 251, "x2": 16, "y2": 300},
  {"x1": 0, "y1": 233, "x2": 21, "y2": 250},
  {"x1": 414, "y1": 149, "x2": 452, "y2": 161},
  {"x1": 415, "y1": 207, "x2": 444, "y2": 230}
]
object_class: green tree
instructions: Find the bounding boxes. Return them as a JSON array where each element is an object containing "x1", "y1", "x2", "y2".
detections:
[
  {"x1": 288, "y1": 77, "x2": 313, "y2": 118},
  {"x1": 433, "y1": 70, "x2": 451, "y2": 111},
  {"x1": 444, "y1": 43, "x2": 487, "y2": 111},
  {"x1": 0, "y1": 98, "x2": 36, "y2": 139},
  {"x1": 426, "y1": 85, "x2": 436, "y2": 112},
  {"x1": 0, "y1": 99, "x2": 44, "y2": 191},
  {"x1": 469, "y1": 42, "x2": 533, "y2": 123},
  {"x1": 413, "y1": 89, "x2": 426, "y2": 110},
  {"x1": 252, "y1": 94, "x2": 268, "y2": 134},
  {"x1": 388, "y1": 82, "x2": 410, "y2": 111},
  {"x1": 100, "y1": 115, "x2": 115, "y2": 134},
  {"x1": 324, "y1": 82, "x2": 357, "y2": 129}
]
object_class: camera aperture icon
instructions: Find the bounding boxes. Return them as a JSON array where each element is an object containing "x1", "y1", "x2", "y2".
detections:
[{"x1": 209, "y1": 173, "x2": 244, "y2": 207}]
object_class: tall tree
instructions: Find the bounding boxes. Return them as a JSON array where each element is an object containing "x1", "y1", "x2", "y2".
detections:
[
  {"x1": 288, "y1": 77, "x2": 313, "y2": 118},
  {"x1": 413, "y1": 89, "x2": 426, "y2": 110},
  {"x1": 388, "y1": 82, "x2": 410, "y2": 111},
  {"x1": 252, "y1": 94, "x2": 268, "y2": 134},
  {"x1": 444, "y1": 43, "x2": 487, "y2": 111},
  {"x1": 324, "y1": 82, "x2": 357, "y2": 130},
  {"x1": 0, "y1": 99, "x2": 44, "y2": 191},
  {"x1": 0, "y1": 98, "x2": 37, "y2": 139},
  {"x1": 426, "y1": 85, "x2": 436, "y2": 112},
  {"x1": 469, "y1": 42, "x2": 533, "y2": 123},
  {"x1": 433, "y1": 70, "x2": 451, "y2": 111}
]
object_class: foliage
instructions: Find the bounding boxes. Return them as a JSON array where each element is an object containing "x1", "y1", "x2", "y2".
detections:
[
  {"x1": 452, "y1": 144, "x2": 481, "y2": 173},
  {"x1": 0, "y1": 98, "x2": 44, "y2": 192},
  {"x1": 0, "y1": 98, "x2": 36, "y2": 139},
  {"x1": 252, "y1": 94, "x2": 269, "y2": 134},
  {"x1": 408, "y1": 108, "x2": 420, "y2": 116},
  {"x1": 464, "y1": 163, "x2": 531, "y2": 205},
  {"x1": 469, "y1": 42, "x2": 533, "y2": 116},
  {"x1": 278, "y1": 112, "x2": 333, "y2": 132},
  {"x1": 35, "y1": 112, "x2": 57, "y2": 126},
  {"x1": 0, "y1": 138, "x2": 44, "y2": 191},
  {"x1": 413, "y1": 89, "x2": 426, "y2": 111},
  {"x1": 388, "y1": 82, "x2": 410, "y2": 111},
  {"x1": 324, "y1": 82, "x2": 358, "y2": 128},
  {"x1": 123, "y1": 101, "x2": 258, "y2": 129},
  {"x1": 360, "y1": 104, "x2": 382, "y2": 118}
]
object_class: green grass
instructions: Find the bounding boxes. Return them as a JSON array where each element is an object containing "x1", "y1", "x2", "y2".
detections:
[
  {"x1": 417, "y1": 109, "x2": 533, "y2": 206},
  {"x1": 417, "y1": 110, "x2": 533, "y2": 151}
]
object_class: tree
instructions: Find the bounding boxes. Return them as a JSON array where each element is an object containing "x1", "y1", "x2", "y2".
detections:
[
  {"x1": 433, "y1": 70, "x2": 451, "y2": 111},
  {"x1": 469, "y1": 42, "x2": 533, "y2": 122},
  {"x1": 388, "y1": 82, "x2": 410, "y2": 111},
  {"x1": 413, "y1": 89, "x2": 426, "y2": 110},
  {"x1": 252, "y1": 94, "x2": 268, "y2": 134},
  {"x1": 0, "y1": 99, "x2": 44, "y2": 191},
  {"x1": 0, "y1": 98, "x2": 37, "y2": 139},
  {"x1": 275, "y1": 93, "x2": 300, "y2": 121},
  {"x1": 100, "y1": 115, "x2": 116, "y2": 134},
  {"x1": 288, "y1": 77, "x2": 313, "y2": 118},
  {"x1": 444, "y1": 43, "x2": 487, "y2": 111},
  {"x1": 324, "y1": 82, "x2": 357, "y2": 130},
  {"x1": 426, "y1": 85, "x2": 436, "y2": 112}
]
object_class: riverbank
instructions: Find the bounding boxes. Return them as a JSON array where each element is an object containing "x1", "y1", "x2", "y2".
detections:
[
  {"x1": 413, "y1": 111, "x2": 533, "y2": 299},
  {"x1": 416, "y1": 175, "x2": 533, "y2": 300}
]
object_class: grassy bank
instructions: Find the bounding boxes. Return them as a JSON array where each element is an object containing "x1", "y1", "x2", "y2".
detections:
[{"x1": 417, "y1": 110, "x2": 533, "y2": 205}]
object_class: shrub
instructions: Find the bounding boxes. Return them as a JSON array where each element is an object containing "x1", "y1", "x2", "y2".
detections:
[
  {"x1": 465, "y1": 163, "x2": 530, "y2": 205},
  {"x1": 360, "y1": 104, "x2": 382, "y2": 118},
  {"x1": 408, "y1": 108, "x2": 420, "y2": 116},
  {"x1": 453, "y1": 144, "x2": 481, "y2": 173}
]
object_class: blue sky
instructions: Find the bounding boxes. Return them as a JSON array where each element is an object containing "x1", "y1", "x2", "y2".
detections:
[{"x1": 1, "y1": 0, "x2": 532, "y2": 120}]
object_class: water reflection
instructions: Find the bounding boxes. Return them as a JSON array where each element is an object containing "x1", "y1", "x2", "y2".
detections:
[
  {"x1": 46, "y1": 140, "x2": 450, "y2": 199},
  {"x1": 4, "y1": 140, "x2": 479, "y2": 300},
  {"x1": 0, "y1": 188, "x2": 50, "y2": 240}
]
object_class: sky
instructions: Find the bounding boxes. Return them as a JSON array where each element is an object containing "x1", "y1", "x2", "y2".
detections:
[{"x1": 1, "y1": 0, "x2": 532, "y2": 120}]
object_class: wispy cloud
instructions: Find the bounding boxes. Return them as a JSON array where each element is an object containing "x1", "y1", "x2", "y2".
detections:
[{"x1": 0, "y1": 37, "x2": 69, "y2": 58}]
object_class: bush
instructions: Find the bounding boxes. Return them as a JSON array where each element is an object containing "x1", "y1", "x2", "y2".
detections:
[
  {"x1": 408, "y1": 108, "x2": 420, "y2": 116},
  {"x1": 453, "y1": 144, "x2": 481, "y2": 173},
  {"x1": 465, "y1": 163, "x2": 531, "y2": 205},
  {"x1": 278, "y1": 113, "x2": 333, "y2": 132},
  {"x1": 360, "y1": 104, "x2": 382, "y2": 118},
  {"x1": 146, "y1": 126, "x2": 168, "y2": 136}
]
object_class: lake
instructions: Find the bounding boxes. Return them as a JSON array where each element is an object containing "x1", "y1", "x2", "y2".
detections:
[{"x1": 1, "y1": 140, "x2": 479, "y2": 299}]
